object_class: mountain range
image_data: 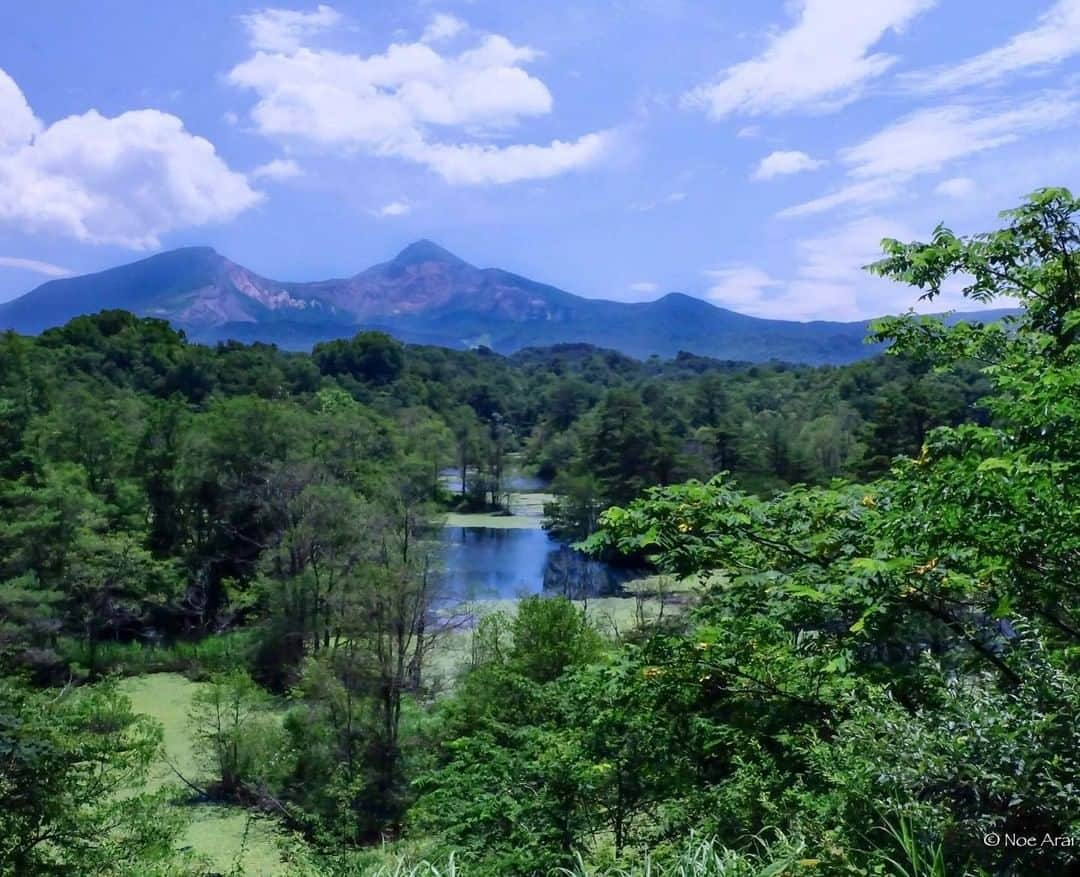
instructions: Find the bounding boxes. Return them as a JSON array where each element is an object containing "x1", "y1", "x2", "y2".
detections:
[{"x1": 0, "y1": 241, "x2": 1011, "y2": 364}]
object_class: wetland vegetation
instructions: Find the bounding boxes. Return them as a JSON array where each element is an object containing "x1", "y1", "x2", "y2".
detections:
[{"x1": 1, "y1": 192, "x2": 1078, "y2": 875}]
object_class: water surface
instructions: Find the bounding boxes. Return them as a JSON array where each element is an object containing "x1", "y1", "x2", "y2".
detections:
[{"x1": 438, "y1": 525, "x2": 638, "y2": 602}]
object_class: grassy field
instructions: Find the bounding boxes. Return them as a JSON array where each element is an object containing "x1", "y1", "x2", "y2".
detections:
[
  {"x1": 507, "y1": 491, "x2": 556, "y2": 517},
  {"x1": 442, "y1": 490, "x2": 555, "y2": 529},
  {"x1": 442, "y1": 511, "x2": 543, "y2": 528},
  {"x1": 118, "y1": 673, "x2": 289, "y2": 876}
]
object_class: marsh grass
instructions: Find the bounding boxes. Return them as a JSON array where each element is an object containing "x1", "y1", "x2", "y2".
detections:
[
  {"x1": 61, "y1": 630, "x2": 256, "y2": 679},
  {"x1": 117, "y1": 672, "x2": 290, "y2": 876},
  {"x1": 312, "y1": 836, "x2": 812, "y2": 877},
  {"x1": 876, "y1": 817, "x2": 949, "y2": 877}
]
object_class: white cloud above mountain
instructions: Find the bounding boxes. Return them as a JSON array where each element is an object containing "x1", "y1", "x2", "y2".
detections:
[
  {"x1": 229, "y1": 7, "x2": 613, "y2": 185},
  {"x1": 0, "y1": 68, "x2": 260, "y2": 248},
  {"x1": 703, "y1": 265, "x2": 783, "y2": 314},
  {"x1": 701, "y1": 215, "x2": 1006, "y2": 321}
]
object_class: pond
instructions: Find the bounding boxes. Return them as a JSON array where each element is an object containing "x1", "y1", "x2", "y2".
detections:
[{"x1": 438, "y1": 525, "x2": 638, "y2": 602}]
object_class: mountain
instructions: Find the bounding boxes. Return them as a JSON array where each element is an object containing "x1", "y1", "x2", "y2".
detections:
[{"x1": 0, "y1": 241, "x2": 1012, "y2": 365}]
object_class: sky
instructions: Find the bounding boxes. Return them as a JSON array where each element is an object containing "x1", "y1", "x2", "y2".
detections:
[{"x1": 1, "y1": 0, "x2": 1078, "y2": 320}]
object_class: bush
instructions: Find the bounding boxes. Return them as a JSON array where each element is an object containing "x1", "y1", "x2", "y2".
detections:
[{"x1": 189, "y1": 669, "x2": 291, "y2": 799}]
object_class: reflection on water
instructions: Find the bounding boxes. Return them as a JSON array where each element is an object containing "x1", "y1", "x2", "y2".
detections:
[
  {"x1": 541, "y1": 544, "x2": 641, "y2": 600},
  {"x1": 439, "y1": 526, "x2": 635, "y2": 602},
  {"x1": 439, "y1": 468, "x2": 549, "y2": 495}
]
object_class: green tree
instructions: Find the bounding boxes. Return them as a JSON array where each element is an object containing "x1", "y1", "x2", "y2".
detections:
[
  {"x1": 585, "y1": 189, "x2": 1080, "y2": 872},
  {"x1": 189, "y1": 668, "x2": 286, "y2": 798},
  {"x1": 0, "y1": 681, "x2": 183, "y2": 876}
]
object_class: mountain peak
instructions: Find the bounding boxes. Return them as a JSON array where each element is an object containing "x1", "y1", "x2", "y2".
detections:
[
  {"x1": 1, "y1": 240, "x2": 906, "y2": 364},
  {"x1": 392, "y1": 239, "x2": 466, "y2": 267}
]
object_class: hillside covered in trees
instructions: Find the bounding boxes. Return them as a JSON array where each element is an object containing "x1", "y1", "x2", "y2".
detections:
[{"x1": 0, "y1": 190, "x2": 1077, "y2": 876}]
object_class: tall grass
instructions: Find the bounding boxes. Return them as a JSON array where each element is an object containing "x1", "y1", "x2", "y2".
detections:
[
  {"x1": 306, "y1": 836, "x2": 813, "y2": 877},
  {"x1": 560, "y1": 834, "x2": 810, "y2": 877},
  {"x1": 876, "y1": 817, "x2": 949, "y2": 877},
  {"x1": 59, "y1": 630, "x2": 255, "y2": 679}
]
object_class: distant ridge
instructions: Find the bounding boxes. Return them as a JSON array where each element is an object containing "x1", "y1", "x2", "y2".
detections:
[{"x1": 0, "y1": 242, "x2": 1015, "y2": 365}]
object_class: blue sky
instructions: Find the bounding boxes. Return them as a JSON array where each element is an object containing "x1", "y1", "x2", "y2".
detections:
[{"x1": 1, "y1": 0, "x2": 1078, "y2": 319}]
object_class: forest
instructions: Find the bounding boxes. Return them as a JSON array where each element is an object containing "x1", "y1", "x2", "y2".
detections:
[{"x1": 0, "y1": 189, "x2": 1077, "y2": 876}]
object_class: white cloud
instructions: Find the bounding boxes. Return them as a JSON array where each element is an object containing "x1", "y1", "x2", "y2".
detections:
[
  {"x1": 705, "y1": 215, "x2": 1020, "y2": 322},
  {"x1": 373, "y1": 199, "x2": 411, "y2": 217},
  {"x1": 842, "y1": 97, "x2": 1077, "y2": 179},
  {"x1": 0, "y1": 69, "x2": 41, "y2": 151},
  {"x1": 0, "y1": 256, "x2": 73, "y2": 277},
  {"x1": 781, "y1": 90, "x2": 1078, "y2": 217},
  {"x1": 703, "y1": 265, "x2": 785, "y2": 314},
  {"x1": 249, "y1": 157, "x2": 302, "y2": 180},
  {"x1": 903, "y1": 0, "x2": 1080, "y2": 93},
  {"x1": 736, "y1": 125, "x2": 760, "y2": 139},
  {"x1": 422, "y1": 13, "x2": 466, "y2": 44},
  {"x1": 704, "y1": 223, "x2": 884, "y2": 321},
  {"x1": 251, "y1": 157, "x2": 302, "y2": 180},
  {"x1": 704, "y1": 246, "x2": 872, "y2": 322},
  {"x1": 779, "y1": 178, "x2": 902, "y2": 218},
  {"x1": 239, "y1": 5, "x2": 341, "y2": 53},
  {"x1": 411, "y1": 134, "x2": 612, "y2": 185},
  {"x1": 934, "y1": 176, "x2": 976, "y2": 198},
  {"x1": 752, "y1": 149, "x2": 825, "y2": 180},
  {"x1": 792, "y1": 215, "x2": 1017, "y2": 317},
  {"x1": 684, "y1": 0, "x2": 936, "y2": 119},
  {"x1": 0, "y1": 68, "x2": 261, "y2": 249},
  {"x1": 629, "y1": 281, "x2": 659, "y2": 294},
  {"x1": 631, "y1": 190, "x2": 686, "y2": 211},
  {"x1": 228, "y1": 12, "x2": 611, "y2": 185}
]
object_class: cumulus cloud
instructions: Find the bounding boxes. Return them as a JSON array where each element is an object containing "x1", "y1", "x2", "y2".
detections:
[
  {"x1": 752, "y1": 150, "x2": 825, "y2": 180},
  {"x1": 228, "y1": 8, "x2": 613, "y2": 185},
  {"x1": 251, "y1": 157, "x2": 302, "y2": 180},
  {"x1": 684, "y1": 0, "x2": 935, "y2": 119},
  {"x1": 0, "y1": 68, "x2": 260, "y2": 248},
  {"x1": 0, "y1": 256, "x2": 73, "y2": 277},
  {"x1": 0, "y1": 70, "x2": 41, "y2": 151},
  {"x1": 239, "y1": 5, "x2": 341, "y2": 53},
  {"x1": 780, "y1": 90, "x2": 1078, "y2": 217},
  {"x1": 934, "y1": 176, "x2": 976, "y2": 198},
  {"x1": 902, "y1": 0, "x2": 1080, "y2": 93}
]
